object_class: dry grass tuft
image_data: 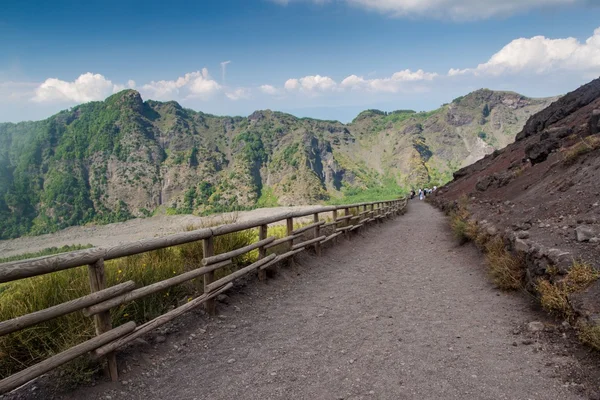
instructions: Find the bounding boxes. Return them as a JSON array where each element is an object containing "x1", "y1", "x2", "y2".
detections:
[
  {"x1": 449, "y1": 211, "x2": 469, "y2": 244},
  {"x1": 484, "y1": 237, "x2": 525, "y2": 290},
  {"x1": 464, "y1": 219, "x2": 480, "y2": 242},
  {"x1": 578, "y1": 323, "x2": 600, "y2": 351},
  {"x1": 474, "y1": 229, "x2": 491, "y2": 249},
  {"x1": 563, "y1": 135, "x2": 600, "y2": 165},
  {"x1": 449, "y1": 198, "x2": 472, "y2": 245},
  {"x1": 537, "y1": 261, "x2": 600, "y2": 318},
  {"x1": 537, "y1": 279, "x2": 570, "y2": 317}
]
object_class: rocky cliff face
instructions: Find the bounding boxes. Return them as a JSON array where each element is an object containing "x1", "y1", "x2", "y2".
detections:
[
  {"x1": 0, "y1": 89, "x2": 554, "y2": 239},
  {"x1": 431, "y1": 77, "x2": 600, "y2": 335}
]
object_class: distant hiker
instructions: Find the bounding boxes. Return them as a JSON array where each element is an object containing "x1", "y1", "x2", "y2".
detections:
[
  {"x1": 419, "y1": 188, "x2": 424, "y2": 200},
  {"x1": 433, "y1": 186, "x2": 437, "y2": 192},
  {"x1": 410, "y1": 190, "x2": 415, "y2": 199}
]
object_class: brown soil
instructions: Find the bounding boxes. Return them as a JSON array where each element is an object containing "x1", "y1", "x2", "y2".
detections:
[
  {"x1": 6, "y1": 202, "x2": 600, "y2": 400},
  {"x1": 435, "y1": 79, "x2": 600, "y2": 268},
  {"x1": 431, "y1": 77, "x2": 600, "y2": 328}
]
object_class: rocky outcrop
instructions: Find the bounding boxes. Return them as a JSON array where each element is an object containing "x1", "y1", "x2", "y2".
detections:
[
  {"x1": 516, "y1": 78, "x2": 600, "y2": 141},
  {"x1": 431, "y1": 76, "x2": 600, "y2": 336}
]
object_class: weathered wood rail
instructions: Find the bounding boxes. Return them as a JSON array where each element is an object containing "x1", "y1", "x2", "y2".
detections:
[{"x1": 0, "y1": 198, "x2": 407, "y2": 394}]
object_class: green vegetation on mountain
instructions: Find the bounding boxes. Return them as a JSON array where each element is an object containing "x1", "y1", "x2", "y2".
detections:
[{"x1": 0, "y1": 89, "x2": 555, "y2": 239}]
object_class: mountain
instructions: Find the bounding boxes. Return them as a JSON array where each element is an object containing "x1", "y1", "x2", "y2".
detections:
[{"x1": 0, "y1": 89, "x2": 555, "y2": 239}]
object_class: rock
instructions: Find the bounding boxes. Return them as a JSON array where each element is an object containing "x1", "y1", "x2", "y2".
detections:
[
  {"x1": 569, "y1": 280, "x2": 600, "y2": 323},
  {"x1": 590, "y1": 237, "x2": 600, "y2": 244},
  {"x1": 476, "y1": 175, "x2": 495, "y2": 192},
  {"x1": 525, "y1": 139, "x2": 559, "y2": 165},
  {"x1": 522, "y1": 339, "x2": 534, "y2": 345},
  {"x1": 540, "y1": 126, "x2": 572, "y2": 141},
  {"x1": 575, "y1": 225, "x2": 595, "y2": 242},
  {"x1": 545, "y1": 248, "x2": 572, "y2": 272},
  {"x1": 155, "y1": 335, "x2": 166, "y2": 344},
  {"x1": 514, "y1": 238, "x2": 529, "y2": 252},
  {"x1": 486, "y1": 226, "x2": 497, "y2": 236},
  {"x1": 227, "y1": 358, "x2": 236, "y2": 364},
  {"x1": 516, "y1": 231, "x2": 530, "y2": 239},
  {"x1": 217, "y1": 294, "x2": 230, "y2": 304},
  {"x1": 527, "y1": 321, "x2": 545, "y2": 332}
]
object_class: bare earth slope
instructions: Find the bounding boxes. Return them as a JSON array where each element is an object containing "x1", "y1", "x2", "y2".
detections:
[
  {"x1": 38, "y1": 202, "x2": 598, "y2": 400},
  {"x1": 431, "y1": 77, "x2": 600, "y2": 330}
]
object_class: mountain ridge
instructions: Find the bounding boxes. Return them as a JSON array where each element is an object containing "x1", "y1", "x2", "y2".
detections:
[{"x1": 0, "y1": 88, "x2": 556, "y2": 239}]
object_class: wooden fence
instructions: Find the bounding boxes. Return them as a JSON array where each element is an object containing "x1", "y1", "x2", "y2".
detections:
[{"x1": 0, "y1": 198, "x2": 407, "y2": 394}]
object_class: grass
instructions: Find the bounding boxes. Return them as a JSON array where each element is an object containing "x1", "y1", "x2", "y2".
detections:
[
  {"x1": 0, "y1": 244, "x2": 94, "y2": 264},
  {"x1": 0, "y1": 226, "x2": 255, "y2": 381},
  {"x1": 484, "y1": 237, "x2": 525, "y2": 291},
  {"x1": 578, "y1": 323, "x2": 600, "y2": 351},
  {"x1": 0, "y1": 214, "x2": 317, "y2": 381},
  {"x1": 447, "y1": 197, "x2": 525, "y2": 291},
  {"x1": 448, "y1": 198, "x2": 474, "y2": 245},
  {"x1": 537, "y1": 261, "x2": 600, "y2": 319},
  {"x1": 256, "y1": 187, "x2": 279, "y2": 208},
  {"x1": 562, "y1": 134, "x2": 600, "y2": 165}
]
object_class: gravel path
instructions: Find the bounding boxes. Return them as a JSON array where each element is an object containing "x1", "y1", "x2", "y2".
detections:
[{"x1": 61, "y1": 201, "x2": 586, "y2": 400}]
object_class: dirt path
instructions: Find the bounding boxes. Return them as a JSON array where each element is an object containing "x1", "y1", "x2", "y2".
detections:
[{"x1": 51, "y1": 201, "x2": 594, "y2": 399}]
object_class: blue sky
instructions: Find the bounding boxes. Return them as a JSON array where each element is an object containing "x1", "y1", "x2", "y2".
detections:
[{"x1": 1, "y1": 0, "x2": 599, "y2": 123}]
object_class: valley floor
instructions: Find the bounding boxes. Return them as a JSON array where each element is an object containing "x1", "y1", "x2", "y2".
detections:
[
  {"x1": 25, "y1": 201, "x2": 598, "y2": 400},
  {"x1": 0, "y1": 206, "x2": 319, "y2": 259}
]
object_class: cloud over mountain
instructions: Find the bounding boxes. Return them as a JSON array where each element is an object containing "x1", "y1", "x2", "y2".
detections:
[
  {"x1": 33, "y1": 73, "x2": 124, "y2": 103},
  {"x1": 141, "y1": 69, "x2": 222, "y2": 100}
]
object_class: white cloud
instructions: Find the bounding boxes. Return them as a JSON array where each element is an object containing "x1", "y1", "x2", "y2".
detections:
[
  {"x1": 340, "y1": 69, "x2": 438, "y2": 93},
  {"x1": 32, "y1": 72, "x2": 120, "y2": 103},
  {"x1": 276, "y1": 69, "x2": 438, "y2": 95},
  {"x1": 348, "y1": 0, "x2": 581, "y2": 20},
  {"x1": 271, "y1": 0, "x2": 584, "y2": 20},
  {"x1": 260, "y1": 84, "x2": 281, "y2": 95},
  {"x1": 284, "y1": 75, "x2": 337, "y2": 93},
  {"x1": 141, "y1": 68, "x2": 221, "y2": 100},
  {"x1": 284, "y1": 78, "x2": 300, "y2": 91},
  {"x1": 225, "y1": 87, "x2": 251, "y2": 100},
  {"x1": 449, "y1": 27, "x2": 600, "y2": 76}
]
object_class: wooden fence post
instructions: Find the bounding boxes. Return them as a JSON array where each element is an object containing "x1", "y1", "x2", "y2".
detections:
[
  {"x1": 332, "y1": 209, "x2": 338, "y2": 243},
  {"x1": 258, "y1": 224, "x2": 268, "y2": 281},
  {"x1": 286, "y1": 217, "x2": 294, "y2": 251},
  {"x1": 313, "y1": 213, "x2": 321, "y2": 256},
  {"x1": 203, "y1": 236, "x2": 216, "y2": 315},
  {"x1": 87, "y1": 259, "x2": 118, "y2": 381}
]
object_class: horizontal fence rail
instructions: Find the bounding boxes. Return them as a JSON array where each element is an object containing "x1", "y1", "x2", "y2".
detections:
[{"x1": 0, "y1": 198, "x2": 408, "y2": 395}]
